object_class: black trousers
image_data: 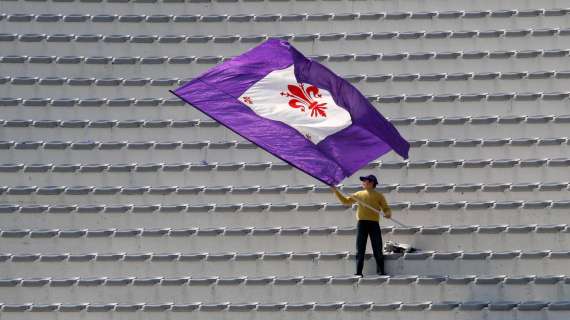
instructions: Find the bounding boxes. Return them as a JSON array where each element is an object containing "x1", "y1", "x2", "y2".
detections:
[{"x1": 356, "y1": 220, "x2": 385, "y2": 275}]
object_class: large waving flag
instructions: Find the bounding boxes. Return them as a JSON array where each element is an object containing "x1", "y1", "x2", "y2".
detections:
[{"x1": 171, "y1": 39, "x2": 409, "y2": 185}]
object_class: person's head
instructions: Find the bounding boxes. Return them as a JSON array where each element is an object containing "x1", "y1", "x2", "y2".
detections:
[{"x1": 359, "y1": 175, "x2": 378, "y2": 190}]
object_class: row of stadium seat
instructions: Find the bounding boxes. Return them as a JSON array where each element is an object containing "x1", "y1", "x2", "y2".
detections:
[
  {"x1": 4, "y1": 34, "x2": 570, "y2": 58},
  {"x1": 1, "y1": 184, "x2": 568, "y2": 202},
  {"x1": 1, "y1": 115, "x2": 569, "y2": 126},
  {"x1": 2, "y1": 250, "x2": 569, "y2": 262},
  {"x1": 0, "y1": 137, "x2": 566, "y2": 156},
  {"x1": 1, "y1": 181, "x2": 568, "y2": 193},
  {"x1": 4, "y1": 74, "x2": 570, "y2": 97},
  {"x1": 2, "y1": 10, "x2": 568, "y2": 22},
  {"x1": 0, "y1": 300, "x2": 566, "y2": 313},
  {"x1": 0, "y1": 0, "x2": 559, "y2": 16},
  {"x1": 5, "y1": 122, "x2": 565, "y2": 141},
  {"x1": 1, "y1": 224, "x2": 570, "y2": 253},
  {"x1": 4, "y1": 49, "x2": 570, "y2": 64},
  {"x1": 0, "y1": 161, "x2": 568, "y2": 186},
  {"x1": 4, "y1": 70, "x2": 570, "y2": 84},
  {"x1": 5, "y1": 85, "x2": 570, "y2": 101},
  {"x1": 0, "y1": 196, "x2": 567, "y2": 208},
  {"x1": 3, "y1": 273, "x2": 570, "y2": 284},
  {"x1": 2, "y1": 28, "x2": 570, "y2": 42},
  {"x1": 0, "y1": 167, "x2": 568, "y2": 191},
  {"x1": 2, "y1": 250, "x2": 570, "y2": 276},
  {"x1": 3, "y1": 94, "x2": 570, "y2": 109},
  {"x1": 3, "y1": 224, "x2": 569, "y2": 236},
  {"x1": 4, "y1": 275, "x2": 570, "y2": 304},
  {"x1": 2, "y1": 13, "x2": 569, "y2": 36},
  {"x1": 1, "y1": 100, "x2": 569, "y2": 121},
  {"x1": 2, "y1": 199, "x2": 569, "y2": 229},
  {"x1": 0, "y1": 157, "x2": 569, "y2": 169},
  {"x1": 4, "y1": 52, "x2": 570, "y2": 78},
  {"x1": 1, "y1": 143, "x2": 566, "y2": 163},
  {"x1": 1, "y1": 137, "x2": 567, "y2": 149}
]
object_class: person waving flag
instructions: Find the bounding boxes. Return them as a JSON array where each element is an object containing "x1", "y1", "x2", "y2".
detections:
[{"x1": 171, "y1": 39, "x2": 409, "y2": 186}]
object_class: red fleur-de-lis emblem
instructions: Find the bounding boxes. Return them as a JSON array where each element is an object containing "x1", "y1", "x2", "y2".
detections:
[
  {"x1": 280, "y1": 83, "x2": 327, "y2": 118},
  {"x1": 242, "y1": 96, "x2": 253, "y2": 105}
]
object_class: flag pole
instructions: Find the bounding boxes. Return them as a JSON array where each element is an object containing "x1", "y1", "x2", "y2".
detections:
[{"x1": 336, "y1": 189, "x2": 409, "y2": 228}]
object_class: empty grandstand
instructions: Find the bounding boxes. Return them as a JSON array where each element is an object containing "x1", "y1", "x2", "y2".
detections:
[{"x1": 1, "y1": 0, "x2": 570, "y2": 318}]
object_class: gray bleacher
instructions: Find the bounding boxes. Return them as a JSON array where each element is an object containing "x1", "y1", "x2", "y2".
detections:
[{"x1": 1, "y1": 0, "x2": 570, "y2": 318}]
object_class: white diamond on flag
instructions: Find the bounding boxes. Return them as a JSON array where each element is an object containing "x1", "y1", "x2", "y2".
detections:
[{"x1": 238, "y1": 65, "x2": 352, "y2": 144}]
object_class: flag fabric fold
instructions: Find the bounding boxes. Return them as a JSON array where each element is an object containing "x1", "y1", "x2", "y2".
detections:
[{"x1": 171, "y1": 39, "x2": 410, "y2": 185}]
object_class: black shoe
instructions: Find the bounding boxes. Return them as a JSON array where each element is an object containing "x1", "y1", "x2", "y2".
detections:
[
  {"x1": 377, "y1": 271, "x2": 387, "y2": 276},
  {"x1": 354, "y1": 273, "x2": 363, "y2": 277}
]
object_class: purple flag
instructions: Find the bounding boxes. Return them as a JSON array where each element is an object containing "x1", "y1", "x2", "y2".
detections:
[{"x1": 171, "y1": 39, "x2": 409, "y2": 185}]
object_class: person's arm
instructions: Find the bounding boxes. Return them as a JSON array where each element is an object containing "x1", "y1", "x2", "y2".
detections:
[
  {"x1": 378, "y1": 193, "x2": 392, "y2": 218},
  {"x1": 330, "y1": 187, "x2": 356, "y2": 206}
]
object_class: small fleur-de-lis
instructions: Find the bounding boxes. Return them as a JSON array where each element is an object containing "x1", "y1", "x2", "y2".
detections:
[{"x1": 242, "y1": 96, "x2": 253, "y2": 105}]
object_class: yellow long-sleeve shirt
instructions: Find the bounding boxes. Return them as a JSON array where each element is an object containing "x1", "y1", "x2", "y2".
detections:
[{"x1": 333, "y1": 188, "x2": 391, "y2": 222}]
